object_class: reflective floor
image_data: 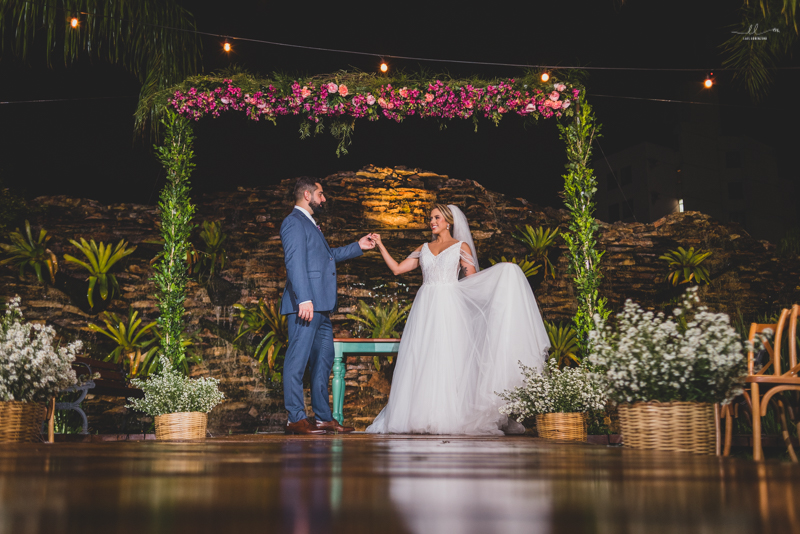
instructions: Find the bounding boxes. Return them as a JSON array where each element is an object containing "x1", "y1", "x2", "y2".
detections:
[{"x1": 1, "y1": 434, "x2": 799, "y2": 534}]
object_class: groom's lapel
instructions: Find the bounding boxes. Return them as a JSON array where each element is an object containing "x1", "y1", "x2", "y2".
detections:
[{"x1": 295, "y1": 210, "x2": 332, "y2": 254}]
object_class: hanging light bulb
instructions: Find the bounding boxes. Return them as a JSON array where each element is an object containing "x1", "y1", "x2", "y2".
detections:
[
  {"x1": 380, "y1": 61, "x2": 388, "y2": 73},
  {"x1": 704, "y1": 72, "x2": 714, "y2": 88},
  {"x1": 70, "y1": 17, "x2": 79, "y2": 28},
  {"x1": 541, "y1": 72, "x2": 550, "y2": 83},
  {"x1": 223, "y1": 40, "x2": 232, "y2": 52}
]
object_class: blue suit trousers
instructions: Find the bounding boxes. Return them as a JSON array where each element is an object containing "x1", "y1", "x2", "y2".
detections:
[{"x1": 284, "y1": 311, "x2": 335, "y2": 424}]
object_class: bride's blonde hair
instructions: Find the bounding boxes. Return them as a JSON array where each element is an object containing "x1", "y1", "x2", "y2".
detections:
[{"x1": 432, "y1": 204, "x2": 455, "y2": 240}]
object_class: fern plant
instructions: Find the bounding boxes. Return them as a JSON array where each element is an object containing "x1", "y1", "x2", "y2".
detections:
[
  {"x1": 659, "y1": 246, "x2": 712, "y2": 286},
  {"x1": 347, "y1": 300, "x2": 412, "y2": 370},
  {"x1": 64, "y1": 238, "x2": 137, "y2": 308},
  {"x1": 0, "y1": 220, "x2": 58, "y2": 284},
  {"x1": 233, "y1": 298, "x2": 288, "y2": 382},
  {"x1": 513, "y1": 225, "x2": 559, "y2": 278},
  {"x1": 545, "y1": 320, "x2": 581, "y2": 368},
  {"x1": 488, "y1": 256, "x2": 541, "y2": 278},
  {"x1": 88, "y1": 309, "x2": 159, "y2": 377},
  {"x1": 197, "y1": 220, "x2": 227, "y2": 282}
]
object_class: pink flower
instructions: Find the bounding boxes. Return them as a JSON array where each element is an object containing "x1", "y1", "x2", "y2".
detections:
[
  {"x1": 498, "y1": 107, "x2": 507, "y2": 113},
  {"x1": 338, "y1": 84, "x2": 349, "y2": 97},
  {"x1": 257, "y1": 101, "x2": 267, "y2": 109},
  {"x1": 465, "y1": 101, "x2": 473, "y2": 109},
  {"x1": 424, "y1": 93, "x2": 434, "y2": 102},
  {"x1": 220, "y1": 96, "x2": 231, "y2": 104},
  {"x1": 377, "y1": 97, "x2": 387, "y2": 108},
  {"x1": 524, "y1": 103, "x2": 536, "y2": 114},
  {"x1": 327, "y1": 83, "x2": 338, "y2": 94},
  {"x1": 366, "y1": 94, "x2": 376, "y2": 105},
  {"x1": 549, "y1": 91, "x2": 560, "y2": 101},
  {"x1": 555, "y1": 83, "x2": 566, "y2": 92},
  {"x1": 399, "y1": 87, "x2": 408, "y2": 98},
  {"x1": 562, "y1": 100, "x2": 571, "y2": 109},
  {"x1": 552, "y1": 101, "x2": 562, "y2": 109},
  {"x1": 301, "y1": 87, "x2": 311, "y2": 99}
]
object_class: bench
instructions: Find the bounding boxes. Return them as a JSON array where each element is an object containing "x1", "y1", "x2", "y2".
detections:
[{"x1": 46, "y1": 356, "x2": 143, "y2": 442}]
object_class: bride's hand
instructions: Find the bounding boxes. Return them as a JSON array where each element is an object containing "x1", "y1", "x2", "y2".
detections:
[{"x1": 369, "y1": 233, "x2": 384, "y2": 247}]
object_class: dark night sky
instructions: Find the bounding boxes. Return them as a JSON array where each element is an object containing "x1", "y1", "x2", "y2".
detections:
[{"x1": 1, "y1": 0, "x2": 798, "y2": 209}]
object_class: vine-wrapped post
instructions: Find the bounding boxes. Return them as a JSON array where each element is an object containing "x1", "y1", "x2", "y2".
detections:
[
  {"x1": 557, "y1": 95, "x2": 609, "y2": 352},
  {"x1": 153, "y1": 110, "x2": 196, "y2": 369}
]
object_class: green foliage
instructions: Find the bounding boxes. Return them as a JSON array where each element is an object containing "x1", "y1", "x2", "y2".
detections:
[
  {"x1": 659, "y1": 246, "x2": 712, "y2": 286},
  {"x1": 233, "y1": 298, "x2": 288, "y2": 382},
  {"x1": 0, "y1": 0, "x2": 202, "y2": 138},
  {"x1": 778, "y1": 228, "x2": 800, "y2": 257},
  {"x1": 152, "y1": 110, "x2": 197, "y2": 371},
  {"x1": 347, "y1": 300, "x2": 412, "y2": 370},
  {"x1": 127, "y1": 356, "x2": 224, "y2": 417},
  {"x1": 488, "y1": 256, "x2": 542, "y2": 278},
  {"x1": 64, "y1": 238, "x2": 136, "y2": 308},
  {"x1": 88, "y1": 309, "x2": 159, "y2": 378},
  {"x1": 513, "y1": 225, "x2": 559, "y2": 278},
  {"x1": 0, "y1": 220, "x2": 58, "y2": 284},
  {"x1": 545, "y1": 320, "x2": 581, "y2": 367},
  {"x1": 197, "y1": 220, "x2": 227, "y2": 282},
  {"x1": 557, "y1": 95, "x2": 609, "y2": 351}
]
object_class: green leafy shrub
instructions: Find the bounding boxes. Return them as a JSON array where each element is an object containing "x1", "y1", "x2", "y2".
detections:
[
  {"x1": 488, "y1": 256, "x2": 541, "y2": 278},
  {"x1": 197, "y1": 220, "x2": 227, "y2": 282},
  {"x1": 234, "y1": 298, "x2": 288, "y2": 382},
  {"x1": 513, "y1": 225, "x2": 559, "y2": 278},
  {"x1": 64, "y1": 238, "x2": 137, "y2": 307},
  {"x1": 545, "y1": 320, "x2": 581, "y2": 367},
  {"x1": 347, "y1": 300, "x2": 412, "y2": 370},
  {"x1": 659, "y1": 246, "x2": 712, "y2": 286},
  {"x1": 88, "y1": 309, "x2": 159, "y2": 378},
  {"x1": 0, "y1": 220, "x2": 58, "y2": 284},
  {"x1": 126, "y1": 356, "x2": 224, "y2": 417}
]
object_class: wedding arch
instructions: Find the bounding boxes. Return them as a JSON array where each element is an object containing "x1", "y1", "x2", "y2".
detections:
[{"x1": 148, "y1": 70, "x2": 608, "y2": 363}]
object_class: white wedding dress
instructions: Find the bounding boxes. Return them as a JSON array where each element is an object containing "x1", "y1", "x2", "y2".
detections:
[{"x1": 366, "y1": 216, "x2": 550, "y2": 435}]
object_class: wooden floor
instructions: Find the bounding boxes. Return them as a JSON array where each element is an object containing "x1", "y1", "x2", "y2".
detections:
[{"x1": 1, "y1": 434, "x2": 799, "y2": 534}]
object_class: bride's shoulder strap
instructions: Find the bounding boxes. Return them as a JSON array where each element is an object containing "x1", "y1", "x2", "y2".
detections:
[
  {"x1": 406, "y1": 244, "x2": 424, "y2": 260},
  {"x1": 459, "y1": 242, "x2": 476, "y2": 267}
]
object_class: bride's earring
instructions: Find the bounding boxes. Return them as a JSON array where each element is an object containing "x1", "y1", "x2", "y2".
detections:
[{"x1": 447, "y1": 224, "x2": 450, "y2": 230}]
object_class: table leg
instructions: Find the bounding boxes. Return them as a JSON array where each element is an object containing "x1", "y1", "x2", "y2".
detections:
[{"x1": 332, "y1": 344, "x2": 345, "y2": 425}]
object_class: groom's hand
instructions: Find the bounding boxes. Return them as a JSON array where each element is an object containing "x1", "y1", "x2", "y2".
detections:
[
  {"x1": 358, "y1": 234, "x2": 376, "y2": 250},
  {"x1": 298, "y1": 301, "x2": 314, "y2": 322}
]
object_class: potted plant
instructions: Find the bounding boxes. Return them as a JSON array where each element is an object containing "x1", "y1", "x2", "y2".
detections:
[
  {"x1": 0, "y1": 296, "x2": 81, "y2": 442},
  {"x1": 588, "y1": 286, "x2": 745, "y2": 454},
  {"x1": 126, "y1": 356, "x2": 224, "y2": 440},
  {"x1": 346, "y1": 299, "x2": 412, "y2": 371},
  {"x1": 498, "y1": 359, "x2": 606, "y2": 441}
]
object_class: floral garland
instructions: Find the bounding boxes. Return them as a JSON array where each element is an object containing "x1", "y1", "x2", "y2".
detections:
[{"x1": 170, "y1": 78, "x2": 580, "y2": 125}]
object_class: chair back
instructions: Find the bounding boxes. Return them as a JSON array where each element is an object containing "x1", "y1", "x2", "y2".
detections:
[{"x1": 747, "y1": 310, "x2": 786, "y2": 376}]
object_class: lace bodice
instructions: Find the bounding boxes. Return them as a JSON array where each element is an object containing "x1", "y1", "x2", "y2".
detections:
[{"x1": 419, "y1": 242, "x2": 464, "y2": 285}]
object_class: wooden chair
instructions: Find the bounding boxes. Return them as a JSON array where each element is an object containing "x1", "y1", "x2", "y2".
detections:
[{"x1": 736, "y1": 306, "x2": 800, "y2": 461}]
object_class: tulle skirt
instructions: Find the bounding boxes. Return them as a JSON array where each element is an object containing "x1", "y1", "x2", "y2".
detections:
[{"x1": 366, "y1": 263, "x2": 550, "y2": 435}]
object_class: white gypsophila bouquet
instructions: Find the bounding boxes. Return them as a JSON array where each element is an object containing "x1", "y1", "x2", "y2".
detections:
[
  {"x1": 498, "y1": 359, "x2": 607, "y2": 422},
  {"x1": 126, "y1": 356, "x2": 224, "y2": 416},
  {"x1": 0, "y1": 296, "x2": 80, "y2": 403},
  {"x1": 587, "y1": 286, "x2": 746, "y2": 405}
]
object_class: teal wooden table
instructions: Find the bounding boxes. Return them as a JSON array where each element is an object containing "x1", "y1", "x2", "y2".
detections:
[{"x1": 332, "y1": 338, "x2": 401, "y2": 425}]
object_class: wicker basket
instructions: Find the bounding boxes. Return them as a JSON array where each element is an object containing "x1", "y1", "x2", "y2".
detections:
[
  {"x1": 618, "y1": 401, "x2": 715, "y2": 455},
  {"x1": 535, "y1": 412, "x2": 587, "y2": 441},
  {"x1": 0, "y1": 401, "x2": 47, "y2": 443},
  {"x1": 154, "y1": 412, "x2": 208, "y2": 440}
]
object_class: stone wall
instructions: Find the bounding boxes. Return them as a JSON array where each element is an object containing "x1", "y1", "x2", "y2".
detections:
[{"x1": 2, "y1": 165, "x2": 798, "y2": 433}]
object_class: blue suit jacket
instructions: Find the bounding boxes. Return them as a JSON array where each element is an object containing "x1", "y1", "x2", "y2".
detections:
[{"x1": 279, "y1": 209, "x2": 363, "y2": 315}]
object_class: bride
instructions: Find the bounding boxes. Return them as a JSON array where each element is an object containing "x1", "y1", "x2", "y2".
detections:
[{"x1": 365, "y1": 204, "x2": 550, "y2": 435}]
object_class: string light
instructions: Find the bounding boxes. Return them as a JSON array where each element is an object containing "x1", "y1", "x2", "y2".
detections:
[
  {"x1": 540, "y1": 72, "x2": 550, "y2": 82},
  {"x1": 223, "y1": 40, "x2": 231, "y2": 52},
  {"x1": 380, "y1": 61, "x2": 388, "y2": 73},
  {"x1": 70, "y1": 17, "x2": 78, "y2": 28},
  {"x1": 704, "y1": 72, "x2": 714, "y2": 88}
]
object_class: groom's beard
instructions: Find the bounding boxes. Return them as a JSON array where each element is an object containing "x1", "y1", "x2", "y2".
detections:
[{"x1": 309, "y1": 200, "x2": 325, "y2": 214}]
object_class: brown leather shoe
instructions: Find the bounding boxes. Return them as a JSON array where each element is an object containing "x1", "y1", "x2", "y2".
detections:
[
  {"x1": 285, "y1": 418, "x2": 327, "y2": 435},
  {"x1": 315, "y1": 419, "x2": 355, "y2": 433}
]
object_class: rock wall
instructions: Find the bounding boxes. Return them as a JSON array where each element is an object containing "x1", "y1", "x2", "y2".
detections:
[{"x1": 2, "y1": 165, "x2": 798, "y2": 433}]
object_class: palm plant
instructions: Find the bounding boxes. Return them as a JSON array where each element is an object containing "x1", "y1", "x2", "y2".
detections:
[
  {"x1": 545, "y1": 321, "x2": 581, "y2": 368},
  {"x1": 659, "y1": 246, "x2": 712, "y2": 286},
  {"x1": 488, "y1": 256, "x2": 541, "y2": 278},
  {"x1": 63, "y1": 238, "x2": 137, "y2": 308},
  {"x1": 347, "y1": 300, "x2": 412, "y2": 370},
  {"x1": 88, "y1": 309, "x2": 158, "y2": 377},
  {"x1": 0, "y1": 220, "x2": 58, "y2": 284},
  {"x1": 197, "y1": 220, "x2": 228, "y2": 282},
  {"x1": 513, "y1": 225, "x2": 559, "y2": 278},
  {"x1": 234, "y1": 298, "x2": 289, "y2": 382},
  {"x1": 0, "y1": 0, "x2": 201, "y2": 137}
]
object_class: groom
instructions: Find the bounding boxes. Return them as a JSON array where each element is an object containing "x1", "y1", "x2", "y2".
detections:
[{"x1": 280, "y1": 176, "x2": 375, "y2": 435}]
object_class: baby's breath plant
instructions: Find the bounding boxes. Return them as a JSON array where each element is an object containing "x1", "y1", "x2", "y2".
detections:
[
  {"x1": 126, "y1": 356, "x2": 224, "y2": 416},
  {"x1": 498, "y1": 359, "x2": 607, "y2": 422},
  {"x1": 0, "y1": 296, "x2": 80, "y2": 402},
  {"x1": 588, "y1": 286, "x2": 746, "y2": 405}
]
